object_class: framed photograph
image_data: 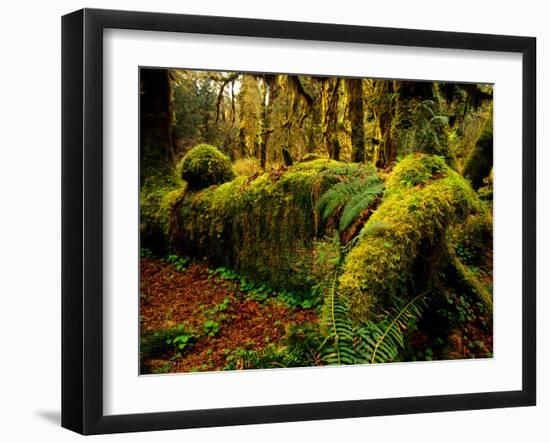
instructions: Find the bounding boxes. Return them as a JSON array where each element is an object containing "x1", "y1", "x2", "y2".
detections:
[{"x1": 62, "y1": 8, "x2": 536, "y2": 435}]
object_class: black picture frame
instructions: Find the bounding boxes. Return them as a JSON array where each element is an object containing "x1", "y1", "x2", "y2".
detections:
[{"x1": 62, "y1": 8, "x2": 536, "y2": 435}]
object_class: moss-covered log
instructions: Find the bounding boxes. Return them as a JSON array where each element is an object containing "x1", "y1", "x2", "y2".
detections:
[
  {"x1": 338, "y1": 154, "x2": 490, "y2": 321},
  {"x1": 174, "y1": 159, "x2": 375, "y2": 291}
]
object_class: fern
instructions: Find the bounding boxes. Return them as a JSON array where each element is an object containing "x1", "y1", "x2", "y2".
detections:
[
  {"x1": 360, "y1": 293, "x2": 427, "y2": 363},
  {"x1": 316, "y1": 175, "x2": 383, "y2": 231},
  {"x1": 339, "y1": 182, "x2": 384, "y2": 231},
  {"x1": 321, "y1": 266, "x2": 427, "y2": 365},
  {"x1": 321, "y1": 272, "x2": 357, "y2": 365}
]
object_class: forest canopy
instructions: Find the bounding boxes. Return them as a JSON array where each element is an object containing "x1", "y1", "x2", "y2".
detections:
[{"x1": 139, "y1": 68, "x2": 493, "y2": 374}]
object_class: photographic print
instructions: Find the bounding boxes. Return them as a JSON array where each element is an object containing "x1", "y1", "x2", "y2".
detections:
[{"x1": 139, "y1": 68, "x2": 494, "y2": 375}]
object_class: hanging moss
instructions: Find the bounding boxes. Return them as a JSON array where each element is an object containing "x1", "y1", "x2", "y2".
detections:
[
  {"x1": 338, "y1": 154, "x2": 485, "y2": 321},
  {"x1": 180, "y1": 144, "x2": 235, "y2": 190},
  {"x1": 233, "y1": 157, "x2": 262, "y2": 177}
]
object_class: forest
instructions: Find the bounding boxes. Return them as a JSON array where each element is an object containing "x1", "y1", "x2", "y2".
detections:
[{"x1": 139, "y1": 68, "x2": 493, "y2": 374}]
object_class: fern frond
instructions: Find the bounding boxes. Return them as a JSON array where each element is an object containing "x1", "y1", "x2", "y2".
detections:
[
  {"x1": 321, "y1": 285, "x2": 427, "y2": 365},
  {"x1": 367, "y1": 293, "x2": 427, "y2": 364},
  {"x1": 339, "y1": 182, "x2": 384, "y2": 231},
  {"x1": 316, "y1": 175, "x2": 382, "y2": 226}
]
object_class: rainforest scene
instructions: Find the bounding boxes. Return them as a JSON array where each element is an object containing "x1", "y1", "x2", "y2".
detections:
[{"x1": 139, "y1": 68, "x2": 494, "y2": 375}]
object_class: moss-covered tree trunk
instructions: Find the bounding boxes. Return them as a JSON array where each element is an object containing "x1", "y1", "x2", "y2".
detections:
[
  {"x1": 139, "y1": 68, "x2": 181, "y2": 252},
  {"x1": 339, "y1": 154, "x2": 491, "y2": 321},
  {"x1": 371, "y1": 80, "x2": 397, "y2": 169},
  {"x1": 257, "y1": 76, "x2": 279, "y2": 169},
  {"x1": 347, "y1": 79, "x2": 365, "y2": 163},
  {"x1": 321, "y1": 78, "x2": 342, "y2": 161},
  {"x1": 463, "y1": 110, "x2": 493, "y2": 189}
]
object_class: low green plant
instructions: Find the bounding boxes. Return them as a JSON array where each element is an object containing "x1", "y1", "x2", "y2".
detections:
[
  {"x1": 222, "y1": 322, "x2": 323, "y2": 370},
  {"x1": 164, "y1": 254, "x2": 191, "y2": 271},
  {"x1": 140, "y1": 247, "x2": 155, "y2": 259},
  {"x1": 140, "y1": 324, "x2": 197, "y2": 361},
  {"x1": 316, "y1": 174, "x2": 384, "y2": 233},
  {"x1": 203, "y1": 320, "x2": 220, "y2": 337},
  {"x1": 210, "y1": 266, "x2": 320, "y2": 309}
]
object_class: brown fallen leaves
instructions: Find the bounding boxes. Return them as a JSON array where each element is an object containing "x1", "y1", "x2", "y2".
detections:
[{"x1": 140, "y1": 257, "x2": 317, "y2": 373}]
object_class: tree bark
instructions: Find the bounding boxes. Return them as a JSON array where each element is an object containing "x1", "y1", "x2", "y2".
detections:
[
  {"x1": 321, "y1": 78, "x2": 342, "y2": 160},
  {"x1": 347, "y1": 79, "x2": 366, "y2": 163},
  {"x1": 140, "y1": 68, "x2": 175, "y2": 184}
]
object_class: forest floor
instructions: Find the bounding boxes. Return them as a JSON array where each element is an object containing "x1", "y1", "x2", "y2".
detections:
[{"x1": 140, "y1": 257, "x2": 318, "y2": 374}]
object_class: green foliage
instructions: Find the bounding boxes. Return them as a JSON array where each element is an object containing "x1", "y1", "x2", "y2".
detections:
[
  {"x1": 223, "y1": 323, "x2": 323, "y2": 370},
  {"x1": 172, "y1": 73, "x2": 221, "y2": 146},
  {"x1": 233, "y1": 157, "x2": 262, "y2": 177},
  {"x1": 384, "y1": 153, "x2": 447, "y2": 192},
  {"x1": 463, "y1": 113, "x2": 493, "y2": 190},
  {"x1": 164, "y1": 254, "x2": 191, "y2": 271},
  {"x1": 203, "y1": 320, "x2": 220, "y2": 336},
  {"x1": 477, "y1": 168, "x2": 493, "y2": 202},
  {"x1": 140, "y1": 324, "x2": 196, "y2": 361},
  {"x1": 339, "y1": 154, "x2": 482, "y2": 321},
  {"x1": 140, "y1": 182, "x2": 184, "y2": 254},
  {"x1": 449, "y1": 212, "x2": 492, "y2": 266},
  {"x1": 321, "y1": 264, "x2": 426, "y2": 364},
  {"x1": 300, "y1": 153, "x2": 326, "y2": 162},
  {"x1": 316, "y1": 175, "x2": 383, "y2": 227},
  {"x1": 210, "y1": 266, "x2": 321, "y2": 309},
  {"x1": 180, "y1": 144, "x2": 235, "y2": 190},
  {"x1": 338, "y1": 180, "x2": 384, "y2": 232},
  {"x1": 215, "y1": 297, "x2": 231, "y2": 313},
  {"x1": 140, "y1": 247, "x2": 155, "y2": 259},
  {"x1": 177, "y1": 159, "x2": 373, "y2": 292}
]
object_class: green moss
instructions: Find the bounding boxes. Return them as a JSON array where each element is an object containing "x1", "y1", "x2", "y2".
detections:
[
  {"x1": 175, "y1": 160, "x2": 372, "y2": 291},
  {"x1": 290, "y1": 158, "x2": 346, "y2": 172},
  {"x1": 299, "y1": 153, "x2": 327, "y2": 163},
  {"x1": 385, "y1": 153, "x2": 447, "y2": 192},
  {"x1": 445, "y1": 249, "x2": 493, "y2": 311},
  {"x1": 463, "y1": 114, "x2": 493, "y2": 190},
  {"x1": 477, "y1": 167, "x2": 493, "y2": 202},
  {"x1": 449, "y1": 212, "x2": 492, "y2": 266},
  {"x1": 339, "y1": 154, "x2": 482, "y2": 321},
  {"x1": 233, "y1": 157, "x2": 262, "y2": 177},
  {"x1": 180, "y1": 144, "x2": 235, "y2": 190},
  {"x1": 140, "y1": 184, "x2": 186, "y2": 253}
]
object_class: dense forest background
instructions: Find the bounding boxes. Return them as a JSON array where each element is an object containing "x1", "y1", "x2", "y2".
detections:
[
  {"x1": 165, "y1": 69, "x2": 492, "y2": 178},
  {"x1": 139, "y1": 68, "x2": 493, "y2": 374}
]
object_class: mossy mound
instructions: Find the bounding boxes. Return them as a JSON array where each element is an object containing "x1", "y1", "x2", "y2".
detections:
[
  {"x1": 385, "y1": 153, "x2": 447, "y2": 192},
  {"x1": 176, "y1": 160, "x2": 374, "y2": 291},
  {"x1": 300, "y1": 153, "x2": 327, "y2": 163},
  {"x1": 338, "y1": 154, "x2": 487, "y2": 321},
  {"x1": 180, "y1": 144, "x2": 235, "y2": 190}
]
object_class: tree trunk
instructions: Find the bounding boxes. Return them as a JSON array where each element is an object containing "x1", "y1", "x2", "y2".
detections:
[
  {"x1": 140, "y1": 68, "x2": 175, "y2": 184},
  {"x1": 369, "y1": 80, "x2": 398, "y2": 169},
  {"x1": 258, "y1": 76, "x2": 280, "y2": 169},
  {"x1": 321, "y1": 78, "x2": 342, "y2": 160},
  {"x1": 347, "y1": 79, "x2": 365, "y2": 163}
]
